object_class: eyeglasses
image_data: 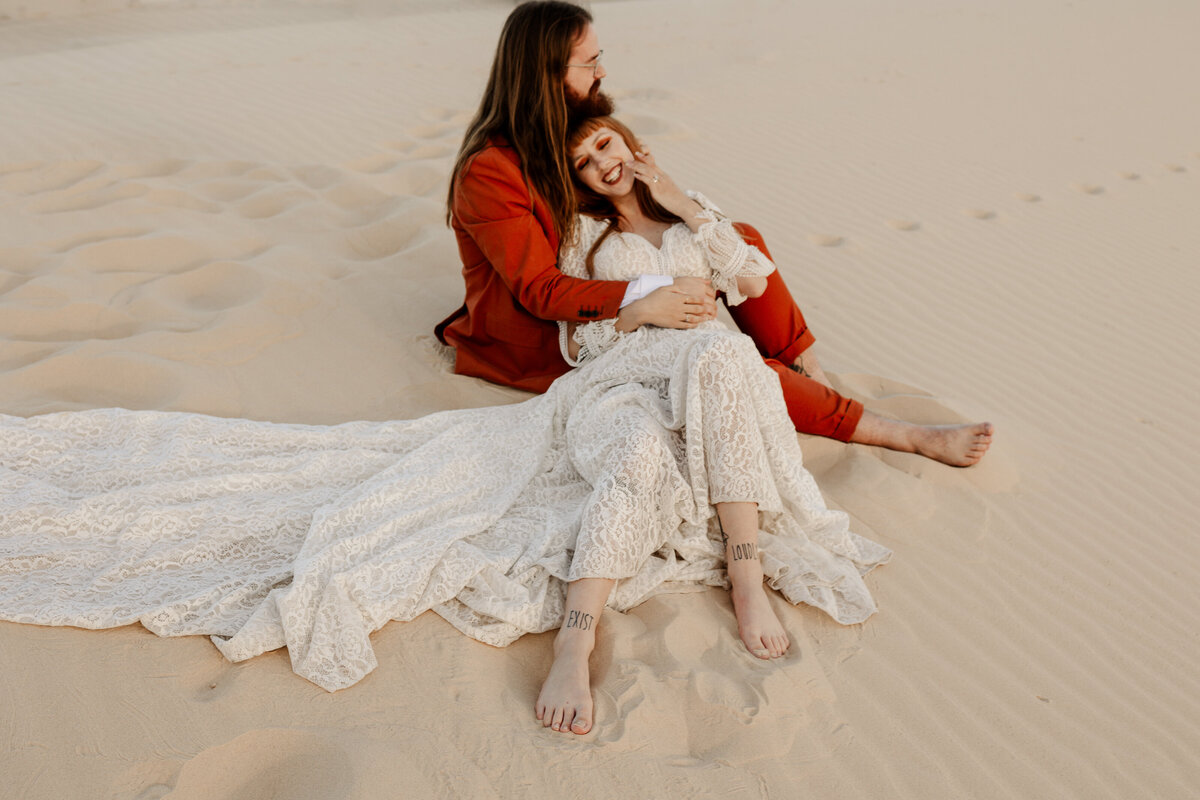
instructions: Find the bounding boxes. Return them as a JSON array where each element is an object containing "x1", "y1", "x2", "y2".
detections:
[{"x1": 566, "y1": 50, "x2": 603, "y2": 76}]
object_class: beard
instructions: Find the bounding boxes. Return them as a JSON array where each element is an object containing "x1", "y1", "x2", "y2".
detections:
[{"x1": 566, "y1": 80, "x2": 615, "y2": 123}]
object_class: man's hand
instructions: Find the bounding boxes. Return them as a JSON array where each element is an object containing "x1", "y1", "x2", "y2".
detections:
[{"x1": 615, "y1": 277, "x2": 717, "y2": 332}]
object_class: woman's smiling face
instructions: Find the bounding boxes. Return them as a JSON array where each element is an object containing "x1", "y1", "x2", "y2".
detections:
[{"x1": 571, "y1": 126, "x2": 635, "y2": 197}]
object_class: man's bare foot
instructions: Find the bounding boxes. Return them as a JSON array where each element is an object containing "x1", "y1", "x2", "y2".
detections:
[
  {"x1": 535, "y1": 631, "x2": 595, "y2": 735},
  {"x1": 727, "y1": 561, "x2": 790, "y2": 659},
  {"x1": 853, "y1": 414, "x2": 994, "y2": 467},
  {"x1": 908, "y1": 421, "x2": 994, "y2": 467}
]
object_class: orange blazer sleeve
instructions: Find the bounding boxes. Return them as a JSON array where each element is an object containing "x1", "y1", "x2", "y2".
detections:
[{"x1": 453, "y1": 146, "x2": 628, "y2": 323}]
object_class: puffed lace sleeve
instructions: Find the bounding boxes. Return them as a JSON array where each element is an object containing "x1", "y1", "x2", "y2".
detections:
[
  {"x1": 558, "y1": 216, "x2": 628, "y2": 366},
  {"x1": 687, "y1": 190, "x2": 776, "y2": 306}
]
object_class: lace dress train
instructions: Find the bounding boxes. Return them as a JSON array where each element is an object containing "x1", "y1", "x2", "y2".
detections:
[{"x1": 0, "y1": 194, "x2": 890, "y2": 692}]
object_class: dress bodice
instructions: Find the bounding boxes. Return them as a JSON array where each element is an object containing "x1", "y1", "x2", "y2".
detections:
[{"x1": 557, "y1": 191, "x2": 777, "y2": 366}]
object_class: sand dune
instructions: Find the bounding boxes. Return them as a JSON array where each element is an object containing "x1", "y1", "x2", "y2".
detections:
[{"x1": 2, "y1": 0, "x2": 1199, "y2": 798}]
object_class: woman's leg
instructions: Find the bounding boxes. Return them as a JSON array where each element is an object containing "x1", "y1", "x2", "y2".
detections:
[
  {"x1": 536, "y1": 576, "x2": 615, "y2": 735},
  {"x1": 715, "y1": 501, "x2": 790, "y2": 660},
  {"x1": 542, "y1": 394, "x2": 680, "y2": 734},
  {"x1": 689, "y1": 335, "x2": 791, "y2": 659}
]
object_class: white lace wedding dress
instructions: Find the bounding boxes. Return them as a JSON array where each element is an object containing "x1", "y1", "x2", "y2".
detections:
[{"x1": 0, "y1": 194, "x2": 890, "y2": 692}]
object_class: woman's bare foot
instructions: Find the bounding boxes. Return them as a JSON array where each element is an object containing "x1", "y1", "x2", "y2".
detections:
[
  {"x1": 727, "y1": 560, "x2": 790, "y2": 659},
  {"x1": 535, "y1": 630, "x2": 595, "y2": 735},
  {"x1": 853, "y1": 414, "x2": 994, "y2": 467}
]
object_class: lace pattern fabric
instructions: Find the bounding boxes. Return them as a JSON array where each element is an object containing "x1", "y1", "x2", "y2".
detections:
[{"x1": 0, "y1": 194, "x2": 889, "y2": 692}]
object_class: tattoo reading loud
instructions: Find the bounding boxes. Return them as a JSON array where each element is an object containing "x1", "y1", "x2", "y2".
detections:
[{"x1": 730, "y1": 542, "x2": 758, "y2": 561}]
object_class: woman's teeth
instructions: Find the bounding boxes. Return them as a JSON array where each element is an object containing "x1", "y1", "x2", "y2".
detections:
[{"x1": 603, "y1": 164, "x2": 622, "y2": 184}]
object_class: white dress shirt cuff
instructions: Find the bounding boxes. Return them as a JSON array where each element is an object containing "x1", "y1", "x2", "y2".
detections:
[{"x1": 618, "y1": 274, "x2": 674, "y2": 309}]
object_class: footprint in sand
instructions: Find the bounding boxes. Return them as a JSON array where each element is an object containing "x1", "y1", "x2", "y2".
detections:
[
  {"x1": 30, "y1": 181, "x2": 149, "y2": 214},
  {"x1": 144, "y1": 187, "x2": 223, "y2": 214},
  {"x1": 618, "y1": 111, "x2": 693, "y2": 141},
  {"x1": 1015, "y1": 192, "x2": 1041, "y2": 203},
  {"x1": 0, "y1": 244, "x2": 40, "y2": 273},
  {"x1": 165, "y1": 730, "x2": 353, "y2": 800},
  {"x1": 381, "y1": 162, "x2": 449, "y2": 198},
  {"x1": 964, "y1": 209, "x2": 996, "y2": 220},
  {"x1": 7, "y1": 352, "x2": 183, "y2": 408},
  {"x1": 807, "y1": 233, "x2": 844, "y2": 247},
  {"x1": 409, "y1": 121, "x2": 463, "y2": 141},
  {"x1": 342, "y1": 155, "x2": 448, "y2": 198},
  {"x1": 155, "y1": 261, "x2": 266, "y2": 313},
  {"x1": 290, "y1": 164, "x2": 342, "y2": 190},
  {"x1": 1118, "y1": 171, "x2": 1141, "y2": 181},
  {"x1": 427, "y1": 106, "x2": 473, "y2": 125},
  {"x1": 236, "y1": 187, "x2": 315, "y2": 220},
  {"x1": 64, "y1": 234, "x2": 214, "y2": 274},
  {"x1": 112, "y1": 159, "x2": 192, "y2": 180},
  {"x1": 383, "y1": 139, "x2": 457, "y2": 160},
  {"x1": 193, "y1": 179, "x2": 269, "y2": 203},
  {"x1": 1072, "y1": 182, "x2": 1105, "y2": 195},
  {"x1": 885, "y1": 219, "x2": 920, "y2": 232},
  {"x1": 322, "y1": 178, "x2": 393, "y2": 212},
  {"x1": 48, "y1": 227, "x2": 153, "y2": 254},
  {"x1": 0, "y1": 160, "x2": 43, "y2": 178},
  {"x1": 1164, "y1": 163, "x2": 1187, "y2": 173},
  {"x1": 588, "y1": 593, "x2": 823, "y2": 760},
  {"x1": 0, "y1": 270, "x2": 32, "y2": 297},
  {"x1": 610, "y1": 87, "x2": 675, "y2": 105},
  {"x1": 243, "y1": 166, "x2": 288, "y2": 182},
  {"x1": 340, "y1": 204, "x2": 441, "y2": 260},
  {"x1": 177, "y1": 160, "x2": 259, "y2": 183},
  {"x1": 0, "y1": 160, "x2": 104, "y2": 195},
  {"x1": 343, "y1": 153, "x2": 402, "y2": 175}
]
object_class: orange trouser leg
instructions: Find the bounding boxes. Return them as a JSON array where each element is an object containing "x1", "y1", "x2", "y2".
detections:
[{"x1": 728, "y1": 222, "x2": 864, "y2": 442}]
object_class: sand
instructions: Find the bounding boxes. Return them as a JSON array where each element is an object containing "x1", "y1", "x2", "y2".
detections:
[{"x1": 2, "y1": 0, "x2": 1198, "y2": 797}]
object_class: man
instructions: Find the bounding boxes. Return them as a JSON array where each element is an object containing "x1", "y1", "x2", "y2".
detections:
[
  {"x1": 437, "y1": 0, "x2": 991, "y2": 462},
  {"x1": 437, "y1": 3, "x2": 993, "y2": 735}
]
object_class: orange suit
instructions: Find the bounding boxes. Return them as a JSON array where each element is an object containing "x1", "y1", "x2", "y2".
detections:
[{"x1": 437, "y1": 138, "x2": 864, "y2": 440}]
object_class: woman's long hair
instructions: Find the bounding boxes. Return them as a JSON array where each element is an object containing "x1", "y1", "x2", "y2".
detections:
[
  {"x1": 566, "y1": 115, "x2": 683, "y2": 275},
  {"x1": 447, "y1": 1, "x2": 592, "y2": 245}
]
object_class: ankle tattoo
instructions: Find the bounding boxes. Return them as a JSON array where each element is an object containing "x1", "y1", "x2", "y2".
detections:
[
  {"x1": 790, "y1": 356, "x2": 813, "y2": 379},
  {"x1": 565, "y1": 609, "x2": 594, "y2": 631},
  {"x1": 729, "y1": 542, "x2": 758, "y2": 562}
]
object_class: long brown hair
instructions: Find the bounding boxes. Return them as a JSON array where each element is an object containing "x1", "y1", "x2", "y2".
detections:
[
  {"x1": 447, "y1": 1, "x2": 592, "y2": 245},
  {"x1": 566, "y1": 116, "x2": 682, "y2": 275}
]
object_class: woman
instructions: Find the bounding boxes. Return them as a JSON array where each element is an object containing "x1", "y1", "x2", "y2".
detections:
[
  {"x1": 533, "y1": 116, "x2": 892, "y2": 734},
  {"x1": 0, "y1": 120, "x2": 887, "y2": 737}
]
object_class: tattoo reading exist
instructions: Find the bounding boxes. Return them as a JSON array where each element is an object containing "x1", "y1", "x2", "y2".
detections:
[
  {"x1": 729, "y1": 542, "x2": 758, "y2": 562},
  {"x1": 566, "y1": 610, "x2": 594, "y2": 631}
]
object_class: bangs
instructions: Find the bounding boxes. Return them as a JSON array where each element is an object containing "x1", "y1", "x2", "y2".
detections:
[{"x1": 567, "y1": 116, "x2": 613, "y2": 151}]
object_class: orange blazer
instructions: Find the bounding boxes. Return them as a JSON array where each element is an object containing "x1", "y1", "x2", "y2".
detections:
[{"x1": 436, "y1": 139, "x2": 628, "y2": 393}]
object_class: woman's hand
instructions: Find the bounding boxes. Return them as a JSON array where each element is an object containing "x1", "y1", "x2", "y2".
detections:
[
  {"x1": 615, "y1": 276, "x2": 717, "y2": 332},
  {"x1": 628, "y1": 149, "x2": 704, "y2": 225}
]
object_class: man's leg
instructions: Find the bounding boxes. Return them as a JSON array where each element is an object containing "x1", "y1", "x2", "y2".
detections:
[
  {"x1": 727, "y1": 223, "x2": 815, "y2": 368},
  {"x1": 728, "y1": 222, "x2": 863, "y2": 440},
  {"x1": 763, "y1": 358, "x2": 864, "y2": 442},
  {"x1": 729, "y1": 223, "x2": 994, "y2": 466}
]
